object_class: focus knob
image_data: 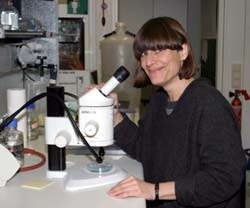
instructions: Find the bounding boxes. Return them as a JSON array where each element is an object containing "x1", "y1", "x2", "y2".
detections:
[
  {"x1": 84, "y1": 121, "x2": 99, "y2": 137},
  {"x1": 55, "y1": 131, "x2": 71, "y2": 148}
]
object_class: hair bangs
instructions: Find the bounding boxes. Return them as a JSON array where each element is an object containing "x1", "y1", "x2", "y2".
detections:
[{"x1": 134, "y1": 24, "x2": 184, "y2": 60}]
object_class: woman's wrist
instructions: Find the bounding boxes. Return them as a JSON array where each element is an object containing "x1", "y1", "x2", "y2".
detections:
[
  {"x1": 155, "y1": 182, "x2": 160, "y2": 200},
  {"x1": 114, "y1": 111, "x2": 124, "y2": 126},
  {"x1": 158, "y1": 181, "x2": 176, "y2": 200},
  {"x1": 148, "y1": 181, "x2": 176, "y2": 200}
]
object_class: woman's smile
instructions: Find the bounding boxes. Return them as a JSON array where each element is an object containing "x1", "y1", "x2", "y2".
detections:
[{"x1": 141, "y1": 49, "x2": 184, "y2": 87}]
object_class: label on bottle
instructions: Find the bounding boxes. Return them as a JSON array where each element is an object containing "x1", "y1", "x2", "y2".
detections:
[
  {"x1": 31, "y1": 121, "x2": 39, "y2": 130},
  {"x1": 27, "y1": 119, "x2": 39, "y2": 141}
]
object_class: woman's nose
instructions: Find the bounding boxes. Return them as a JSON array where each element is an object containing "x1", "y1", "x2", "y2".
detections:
[{"x1": 144, "y1": 53, "x2": 155, "y2": 66}]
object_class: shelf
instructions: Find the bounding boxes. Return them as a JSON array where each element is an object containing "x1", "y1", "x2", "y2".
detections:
[
  {"x1": 59, "y1": 41, "x2": 79, "y2": 44},
  {"x1": 0, "y1": 68, "x2": 20, "y2": 78},
  {"x1": 2, "y1": 30, "x2": 46, "y2": 39},
  {"x1": 0, "y1": 30, "x2": 54, "y2": 43}
]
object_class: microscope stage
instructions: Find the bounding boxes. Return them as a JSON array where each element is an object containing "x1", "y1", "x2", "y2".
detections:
[{"x1": 64, "y1": 162, "x2": 127, "y2": 191}]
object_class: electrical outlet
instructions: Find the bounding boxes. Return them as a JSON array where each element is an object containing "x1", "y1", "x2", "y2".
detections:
[{"x1": 231, "y1": 63, "x2": 241, "y2": 89}]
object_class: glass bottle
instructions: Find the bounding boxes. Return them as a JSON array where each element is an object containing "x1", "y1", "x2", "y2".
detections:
[
  {"x1": 5, "y1": 119, "x2": 24, "y2": 167},
  {"x1": 0, "y1": 0, "x2": 19, "y2": 30},
  {"x1": 26, "y1": 103, "x2": 39, "y2": 142}
]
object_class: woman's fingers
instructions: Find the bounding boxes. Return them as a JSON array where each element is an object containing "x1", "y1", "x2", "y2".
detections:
[
  {"x1": 84, "y1": 83, "x2": 105, "y2": 93},
  {"x1": 84, "y1": 84, "x2": 123, "y2": 126},
  {"x1": 107, "y1": 176, "x2": 154, "y2": 200},
  {"x1": 108, "y1": 177, "x2": 138, "y2": 198}
]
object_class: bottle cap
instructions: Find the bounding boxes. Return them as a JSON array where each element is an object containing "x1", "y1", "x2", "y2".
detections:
[
  {"x1": 27, "y1": 103, "x2": 35, "y2": 110},
  {"x1": 7, "y1": 119, "x2": 17, "y2": 128}
]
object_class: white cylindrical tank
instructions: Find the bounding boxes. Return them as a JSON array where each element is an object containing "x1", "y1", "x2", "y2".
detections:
[{"x1": 100, "y1": 22, "x2": 141, "y2": 115}]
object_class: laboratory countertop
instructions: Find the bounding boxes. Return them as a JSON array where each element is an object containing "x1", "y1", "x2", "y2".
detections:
[{"x1": 0, "y1": 137, "x2": 146, "y2": 208}]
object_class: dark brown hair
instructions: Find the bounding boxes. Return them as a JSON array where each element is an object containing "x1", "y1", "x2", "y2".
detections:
[{"x1": 133, "y1": 16, "x2": 196, "y2": 88}]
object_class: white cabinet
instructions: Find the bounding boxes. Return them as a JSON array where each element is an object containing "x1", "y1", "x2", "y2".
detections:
[{"x1": 153, "y1": 0, "x2": 187, "y2": 29}]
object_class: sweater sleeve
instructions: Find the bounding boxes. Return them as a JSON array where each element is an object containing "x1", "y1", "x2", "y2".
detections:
[
  {"x1": 114, "y1": 114, "x2": 143, "y2": 160},
  {"x1": 175, "y1": 95, "x2": 246, "y2": 207},
  {"x1": 114, "y1": 93, "x2": 158, "y2": 161}
]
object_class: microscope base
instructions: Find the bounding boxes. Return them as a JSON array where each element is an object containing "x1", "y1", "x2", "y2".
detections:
[
  {"x1": 46, "y1": 170, "x2": 67, "y2": 179},
  {"x1": 64, "y1": 163, "x2": 127, "y2": 191}
]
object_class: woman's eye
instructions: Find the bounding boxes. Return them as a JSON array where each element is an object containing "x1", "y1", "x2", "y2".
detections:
[
  {"x1": 154, "y1": 50, "x2": 162, "y2": 54},
  {"x1": 141, "y1": 49, "x2": 163, "y2": 58},
  {"x1": 141, "y1": 52, "x2": 147, "y2": 57}
]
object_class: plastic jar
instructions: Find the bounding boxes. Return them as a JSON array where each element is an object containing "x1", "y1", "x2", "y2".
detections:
[{"x1": 100, "y1": 22, "x2": 141, "y2": 113}]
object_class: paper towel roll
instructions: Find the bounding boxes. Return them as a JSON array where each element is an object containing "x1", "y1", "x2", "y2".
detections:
[{"x1": 7, "y1": 88, "x2": 27, "y2": 147}]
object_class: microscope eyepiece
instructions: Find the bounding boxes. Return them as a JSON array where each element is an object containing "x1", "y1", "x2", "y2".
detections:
[
  {"x1": 99, "y1": 66, "x2": 130, "y2": 96},
  {"x1": 113, "y1": 66, "x2": 130, "y2": 83}
]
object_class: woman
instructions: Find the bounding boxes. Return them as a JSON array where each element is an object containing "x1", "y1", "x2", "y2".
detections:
[{"x1": 107, "y1": 17, "x2": 246, "y2": 208}]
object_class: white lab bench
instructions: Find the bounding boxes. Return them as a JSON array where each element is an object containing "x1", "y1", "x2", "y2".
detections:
[{"x1": 0, "y1": 137, "x2": 146, "y2": 208}]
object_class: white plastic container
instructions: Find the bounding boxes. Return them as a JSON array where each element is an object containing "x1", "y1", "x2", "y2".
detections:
[
  {"x1": 100, "y1": 22, "x2": 141, "y2": 113},
  {"x1": 7, "y1": 88, "x2": 27, "y2": 147}
]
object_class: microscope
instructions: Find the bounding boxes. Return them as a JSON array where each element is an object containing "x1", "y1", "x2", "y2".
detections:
[{"x1": 45, "y1": 66, "x2": 130, "y2": 190}]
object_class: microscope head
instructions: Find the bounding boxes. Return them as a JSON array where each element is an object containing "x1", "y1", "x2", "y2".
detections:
[{"x1": 78, "y1": 66, "x2": 129, "y2": 147}]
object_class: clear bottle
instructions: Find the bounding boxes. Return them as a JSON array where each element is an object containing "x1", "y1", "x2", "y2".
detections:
[
  {"x1": 26, "y1": 103, "x2": 39, "y2": 142},
  {"x1": 0, "y1": 0, "x2": 19, "y2": 30},
  {"x1": 5, "y1": 119, "x2": 24, "y2": 167}
]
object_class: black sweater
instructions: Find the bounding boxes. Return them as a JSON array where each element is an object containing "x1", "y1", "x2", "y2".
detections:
[{"x1": 114, "y1": 78, "x2": 246, "y2": 208}]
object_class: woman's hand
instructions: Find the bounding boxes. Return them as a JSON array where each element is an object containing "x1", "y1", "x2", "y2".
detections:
[
  {"x1": 84, "y1": 83, "x2": 104, "y2": 93},
  {"x1": 84, "y1": 84, "x2": 124, "y2": 126},
  {"x1": 107, "y1": 176, "x2": 155, "y2": 200},
  {"x1": 109, "y1": 92, "x2": 124, "y2": 126}
]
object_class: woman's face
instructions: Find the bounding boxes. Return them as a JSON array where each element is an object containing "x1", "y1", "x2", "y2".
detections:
[{"x1": 140, "y1": 45, "x2": 187, "y2": 88}]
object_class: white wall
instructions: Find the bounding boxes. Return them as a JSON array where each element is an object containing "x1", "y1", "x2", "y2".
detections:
[
  {"x1": 118, "y1": 0, "x2": 153, "y2": 34},
  {"x1": 118, "y1": 0, "x2": 188, "y2": 33},
  {"x1": 153, "y1": 0, "x2": 187, "y2": 29},
  {"x1": 217, "y1": 0, "x2": 250, "y2": 148}
]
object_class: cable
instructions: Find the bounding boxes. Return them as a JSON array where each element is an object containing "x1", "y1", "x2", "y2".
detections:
[
  {"x1": 64, "y1": 91, "x2": 78, "y2": 100},
  {"x1": 20, "y1": 148, "x2": 46, "y2": 172},
  {"x1": 22, "y1": 68, "x2": 36, "y2": 81},
  {"x1": 0, "y1": 92, "x2": 47, "y2": 132}
]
